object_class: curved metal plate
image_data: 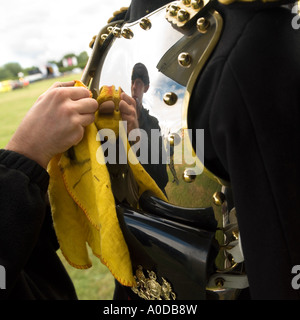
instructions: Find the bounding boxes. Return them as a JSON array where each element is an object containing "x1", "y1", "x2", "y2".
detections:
[{"x1": 88, "y1": 2, "x2": 224, "y2": 212}]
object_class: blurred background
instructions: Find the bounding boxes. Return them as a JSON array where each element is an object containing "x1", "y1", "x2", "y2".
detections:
[
  {"x1": 0, "y1": 0, "x2": 131, "y2": 300},
  {"x1": 0, "y1": 0, "x2": 131, "y2": 89}
]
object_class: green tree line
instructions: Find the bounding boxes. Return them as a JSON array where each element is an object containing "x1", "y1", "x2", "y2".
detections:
[{"x1": 0, "y1": 51, "x2": 89, "y2": 81}]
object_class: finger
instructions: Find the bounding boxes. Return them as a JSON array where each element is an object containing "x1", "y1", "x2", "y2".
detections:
[
  {"x1": 79, "y1": 113, "x2": 96, "y2": 127},
  {"x1": 119, "y1": 100, "x2": 136, "y2": 116},
  {"x1": 63, "y1": 86, "x2": 92, "y2": 101},
  {"x1": 50, "y1": 81, "x2": 75, "y2": 90},
  {"x1": 121, "y1": 92, "x2": 136, "y2": 107},
  {"x1": 98, "y1": 100, "x2": 115, "y2": 113},
  {"x1": 75, "y1": 98, "x2": 98, "y2": 114}
]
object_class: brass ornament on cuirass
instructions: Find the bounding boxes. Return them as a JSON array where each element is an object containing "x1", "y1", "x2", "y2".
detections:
[{"x1": 131, "y1": 265, "x2": 176, "y2": 300}]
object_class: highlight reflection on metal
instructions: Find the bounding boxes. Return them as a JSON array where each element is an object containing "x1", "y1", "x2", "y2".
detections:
[
  {"x1": 213, "y1": 191, "x2": 226, "y2": 206},
  {"x1": 121, "y1": 27, "x2": 134, "y2": 39},
  {"x1": 183, "y1": 168, "x2": 197, "y2": 183},
  {"x1": 178, "y1": 52, "x2": 192, "y2": 68},
  {"x1": 177, "y1": 9, "x2": 190, "y2": 22},
  {"x1": 197, "y1": 17, "x2": 210, "y2": 33},
  {"x1": 192, "y1": 0, "x2": 204, "y2": 9},
  {"x1": 140, "y1": 18, "x2": 152, "y2": 30},
  {"x1": 168, "y1": 133, "x2": 181, "y2": 147},
  {"x1": 163, "y1": 92, "x2": 178, "y2": 106},
  {"x1": 131, "y1": 265, "x2": 176, "y2": 300},
  {"x1": 168, "y1": 4, "x2": 180, "y2": 16},
  {"x1": 100, "y1": 34, "x2": 108, "y2": 43},
  {"x1": 113, "y1": 26, "x2": 122, "y2": 37}
]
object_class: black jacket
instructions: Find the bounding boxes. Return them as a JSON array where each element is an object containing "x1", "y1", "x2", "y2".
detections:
[
  {"x1": 0, "y1": 150, "x2": 77, "y2": 300},
  {"x1": 124, "y1": 0, "x2": 300, "y2": 299}
]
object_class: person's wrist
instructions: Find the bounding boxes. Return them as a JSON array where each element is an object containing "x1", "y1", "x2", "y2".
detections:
[{"x1": 6, "y1": 137, "x2": 51, "y2": 169}]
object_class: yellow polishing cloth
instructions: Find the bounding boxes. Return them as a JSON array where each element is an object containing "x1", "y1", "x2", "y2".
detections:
[{"x1": 48, "y1": 83, "x2": 167, "y2": 287}]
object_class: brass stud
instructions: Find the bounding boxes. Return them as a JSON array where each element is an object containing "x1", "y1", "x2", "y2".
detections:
[
  {"x1": 163, "y1": 92, "x2": 178, "y2": 106},
  {"x1": 197, "y1": 17, "x2": 210, "y2": 33},
  {"x1": 177, "y1": 9, "x2": 190, "y2": 22},
  {"x1": 183, "y1": 169, "x2": 197, "y2": 183},
  {"x1": 169, "y1": 5, "x2": 180, "y2": 16},
  {"x1": 89, "y1": 35, "x2": 97, "y2": 48},
  {"x1": 140, "y1": 18, "x2": 152, "y2": 30},
  {"x1": 182, "y1": 0, "x2": 191, "y2": 5},
  {"x1": 232, "y1": 230, "x2": 239, "y2": 240},
  {"x1": 100, "y1": 34, "x2": 108, "y2": 42},
  {"x1": 168, "y1": 135, "x2": 175, "y2": 147},
  {"x1": 213, "y1": 191, "x2": 226, "y2": 206},
  {"x1": 107, "y1": 26, "x2": 114, "y2": 33},
  {"x1": 121, "y1": 27, "x2": 134, "y2": 39},
  {"x1": 178, "y1": 52, "x2": 192, "y2": 68},
  {"x1": 112, "y1": 26, "x2": 121, "y2": 37},
  {"x1": 215, "y1": 278, "x2": 225, "y2": 288},
  {"x1": 168, "y1": 133, "x2": 181, "y2": 147},
  {"x1": 191, "y1": 0, "x2": 204, "y2": 9}
]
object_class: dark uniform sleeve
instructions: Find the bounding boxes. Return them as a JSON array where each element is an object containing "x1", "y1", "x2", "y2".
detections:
[
  {"x1": 191, "y1": 7, "x2": 300, "y2": 299},
  {"x1": 0, "y1": 149, "x2": 49, "y2": 296}
]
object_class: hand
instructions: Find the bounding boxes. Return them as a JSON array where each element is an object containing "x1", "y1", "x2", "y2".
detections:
[
  {"x1": 98, "y1": 91, "x2": 139, "y2": 134},
  {"x1": 6, "y1": 81, "x2": 98, "y2": 168},
  {"x1": 119, "y1": 92, "x2": 139, "y2": 134}
]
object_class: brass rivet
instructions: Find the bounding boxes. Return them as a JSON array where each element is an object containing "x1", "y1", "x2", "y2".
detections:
[
  {"x1": 183, "y1": 169, "x2": 197, "y2": 183},
  {"x1": 191, "y1": 0, "x2": 204, "y2": 9},
  {"x1": 168, "y1": 134, "x2": 175, "y2": 147},
  {"x1": 112, "y1": 26, "x2": 121, "y2": 37},
  {"x1": 169, "y1": 5, "x2": 180, "y2": 16},
  {"x1": 232, "y1": 230, "x2": 239, "y2": 240},
  {"x1": 140, "y1": 18, "x2": 152, "y2": 30},
  {"x1": 197, "y1": 17, "x2": 210, "y2": 33},
  {"x1": 163, "y1": 92, "x2": 178, "y2": 106},
  {"x1": 213, "y1": 192, "x2": 226, "y2": 206},
  {"x1": 177, "y1": 9, "x2": 190, "y2": 22},
  {"x1": 178, "y1": 52, "x2": 192, "y2": 68},
  {"x1": 215, "y1": 278, "x2": 225, "y2": 288},
  {"x1": 89, "y1": 35, "x2": 97, "y2": 48},
  {"x1": 100, "y1": 34, "x2": 108, "y2": 42},
  {"x1": 121, "y1": 27, "x2": 134, "y2": 39},
  {"x1": 168, "y1": 135, "x2": 175, "y2": 147},
  {"x1": 182, "y1": 0, "x2": 191, "y2": 5},
  {"x1": 168, "y1": 133, "x2": 181, "y2": 147}
]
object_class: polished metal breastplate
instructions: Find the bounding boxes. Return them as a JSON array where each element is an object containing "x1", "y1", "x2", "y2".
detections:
[{"x1": 82, "y1": 0, "x2": 248, "y2": 299}]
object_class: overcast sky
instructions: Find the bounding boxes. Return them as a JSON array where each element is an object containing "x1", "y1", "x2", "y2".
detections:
[{"x1": 0, "y1": 0, "x2": 131, "y2": 69}]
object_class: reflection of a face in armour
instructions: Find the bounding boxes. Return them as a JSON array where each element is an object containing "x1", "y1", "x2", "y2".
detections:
[
  {"x1": 130, "y1": 63, "x2": 169, "y2": 193},
  {"x1": 103, "y1": 63, "x2": 169, "y2": 208},
  {"x1": 131, "y1": 62, "x2": 150, "y2": 114}
]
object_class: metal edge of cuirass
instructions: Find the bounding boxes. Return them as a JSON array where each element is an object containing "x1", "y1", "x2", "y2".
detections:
[
  {"x1": 81, "y1": 19, "x2": 126, "y2": 92},
  {"x1": 181, "y1": 9, "x2": 229, "y2": 187}
]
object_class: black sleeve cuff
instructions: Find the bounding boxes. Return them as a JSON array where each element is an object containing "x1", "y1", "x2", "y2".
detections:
[{"x1": 0, "y1": 149, "x2": 49, "y2": 193}]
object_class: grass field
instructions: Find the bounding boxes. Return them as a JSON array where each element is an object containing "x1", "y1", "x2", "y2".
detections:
[{"x1": 0, "y1": 73, "x2": 115, "y2": 300}]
